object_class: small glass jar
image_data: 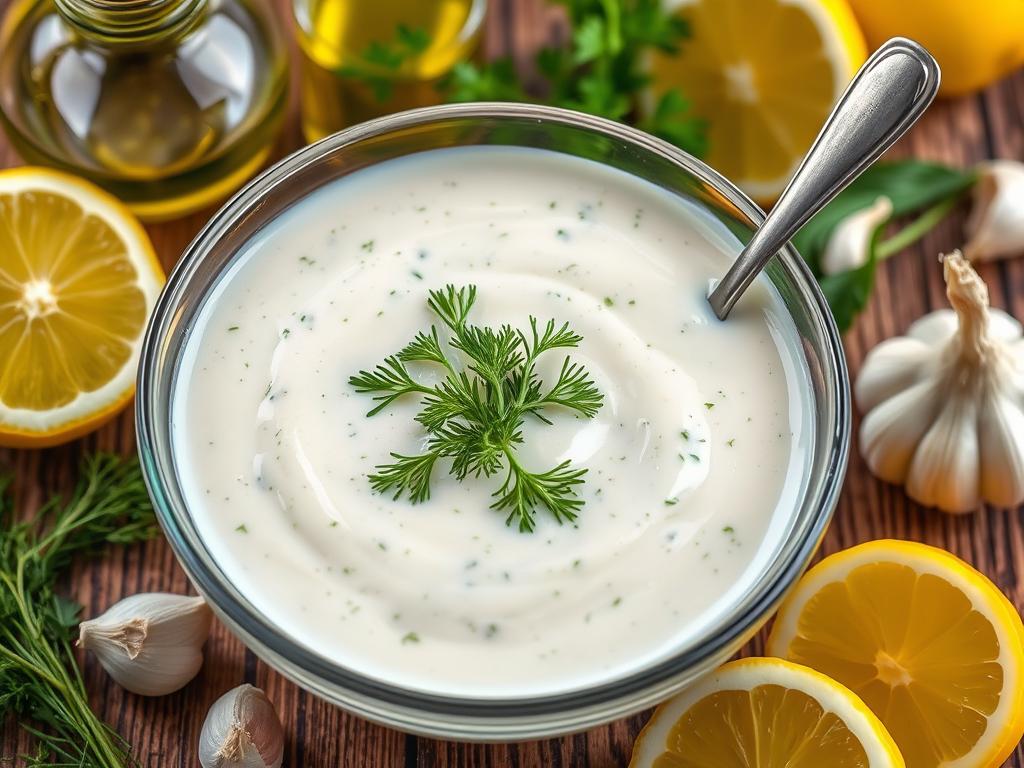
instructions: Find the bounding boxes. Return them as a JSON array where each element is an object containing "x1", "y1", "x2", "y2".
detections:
[
  {"x1": 0, "y1": 0, "x2": 288, "y2": 221},
  {"x1": 292, "y1": 0, "x2": 486, "y2": 143}
]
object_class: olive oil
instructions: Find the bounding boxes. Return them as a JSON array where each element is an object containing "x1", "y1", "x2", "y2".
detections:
[
  {"x1": 293, "y1": 0, "x2": 484, "y2": 142},
  {"x1": 0, "y1": 0, "x2": 288, "y2": 221}
]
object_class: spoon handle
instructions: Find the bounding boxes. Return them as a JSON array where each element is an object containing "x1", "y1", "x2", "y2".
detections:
[{"x1": 708, "y1": 37, "x2": 940, "y2": 320}]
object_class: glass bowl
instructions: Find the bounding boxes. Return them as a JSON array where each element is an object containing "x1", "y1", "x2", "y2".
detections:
[{"x1": 136, "y1": 103, "x2": 850, "y2": 741}]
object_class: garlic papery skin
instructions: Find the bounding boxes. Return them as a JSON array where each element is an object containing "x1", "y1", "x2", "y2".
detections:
[
  {"x1": 199, "y1": 684, "x2": 285, "y2": 768},
  {"x1": 964, "y1": 160, "x2": 1024, "y2": 262},
  {"x1": 78, "y1": 593, "x2": 213, "y2": 696},
  {"x1": 821, "y1": 195, "x2": 893, "y2": 275},
  {"x1": 855, "y1": 250, "x2": 1024, "y2": 513}
]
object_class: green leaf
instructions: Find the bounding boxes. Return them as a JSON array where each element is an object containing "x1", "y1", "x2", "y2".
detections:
[
  {"x1": 792, "y1": 160, "x2": 976, "y2": 331},
  {"x1": 574, "y1": 73, "x2": 632, "y2": 120},
  {"x1": 640, "y1": 89, "x2": 708, "y2": 158},
  {"x1": 396, "y1": 23, "x2": 430, "y2": 54},
  {"x1": 794, "y1": 161, "x2": 976, "y2": 273},
  {"x1": 818, "y1": 248, "x2": 878, "y2": 334},
  {"x1": 573, "y1": 16, "x2": 608, "y2": 64},
  {"x1": 434, "y1": 0, "x2": 706, "y2": 159},
  {"x1": 51, "y1": 596, "x2": 82, "y2": 630},
  {"x1": 623, "y1": 0, "x2": 689, "y2": 50},
  {"x1": 338, "y1": 25, "x2": 432, "y2": 103},
  {"x1": 442, "y1": 60, "x2": 527, "y2": 103}
]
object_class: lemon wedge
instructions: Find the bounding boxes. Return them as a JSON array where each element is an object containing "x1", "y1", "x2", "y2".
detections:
[
  {"x1": 768, "y1": 540, "x2": 1024, "y2": 768},
  {"x1": 0, "y1": 167, "x2": 164, "y2": 447},
  {"x1": 630, "y1": 656, "x2": 904, "y2": 767},
  {"x1": 650, "y1": 0, "x2": 867, "y2": 203}
]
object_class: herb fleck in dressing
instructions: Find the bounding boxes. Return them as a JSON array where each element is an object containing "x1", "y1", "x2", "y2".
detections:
[{"x1": 174, "y1": 147, "x2": 810, "y2": 696}]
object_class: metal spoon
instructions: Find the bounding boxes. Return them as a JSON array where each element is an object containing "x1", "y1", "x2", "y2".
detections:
[{"x1": 707, "y1": 37, "x2": 940, "y2": 320}]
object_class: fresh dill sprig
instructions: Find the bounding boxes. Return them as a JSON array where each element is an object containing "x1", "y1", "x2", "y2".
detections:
[
  {"x1": 0, "y1": 454, "x2": 157, "y2": 767},
  {"x1": 350, "y1": 285, "x2": 604, "y2": 532}
]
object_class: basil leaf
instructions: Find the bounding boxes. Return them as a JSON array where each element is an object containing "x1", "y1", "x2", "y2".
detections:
[
  {"x1": 792, "y1": 160, "x2": 976, "y2": 331},
  {"x1": 818, "y1": 247, "x2": 878, "y2": 334}
]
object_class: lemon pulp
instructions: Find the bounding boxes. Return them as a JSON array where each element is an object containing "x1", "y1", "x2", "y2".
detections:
[
  {"x1": 650, "y1": 0, "x2": 866, "y2": 202},
  {"x1": 769, "y1": 541, "x2": 1024, "y2": 768},
  {"x1": 657, "y1": 684, "x2": 871, "y2": 767},
  {"x1": 0, "y1": 168, "x2": 163, "y2": 446},
  {"x1": 785, "y1": 563, "x2": 1004, "y2": 767},
  {"x1": 0, "y1": 191, "x2": 146, "y2": 409}
]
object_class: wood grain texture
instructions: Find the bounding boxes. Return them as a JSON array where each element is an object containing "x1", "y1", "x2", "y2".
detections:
[{"x1": 2, "y1": 0, "x2": 1024, "y2": 764}]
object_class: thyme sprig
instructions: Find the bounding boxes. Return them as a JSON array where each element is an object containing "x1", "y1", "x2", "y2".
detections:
[
  {"x1": 0, "y1": 454, "x2": 157, "y2": 767},
  {"x1": 350, "y1": 285, "x2": 603, "y2": 532}
]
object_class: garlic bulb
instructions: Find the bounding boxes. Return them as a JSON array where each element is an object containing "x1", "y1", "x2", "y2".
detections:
[
  {"x1": 199, "y1": 684, "x2": 285, "y2": 768},
  {"x1": 821, "y1": 195, "x2": 893, "y2": 275},
  {"x1": 964, "y1": 160, "x2": 1024, "y2": 262},
  {"x1": 78, "y1": 592, "x2": 213, "y2": 696},
  {"x1": 856, "y1": 250, "x2": 1024, "y2": 513}
]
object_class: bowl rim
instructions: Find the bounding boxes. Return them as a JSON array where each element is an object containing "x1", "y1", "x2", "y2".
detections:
[{"x1": 136, "y1": 102, "x2": 851, "y2": 740}]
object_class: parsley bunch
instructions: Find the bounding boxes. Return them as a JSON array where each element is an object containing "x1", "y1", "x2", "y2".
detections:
[
  {"x1": 350, "y1": 285, "x2": 603, "y2": 532},
  {"x1": 444, "y1": 0, "x2": 706, "y2": 155},
  {"x1": 344, "y1": 0, "x2": 707, "y2": 157}
]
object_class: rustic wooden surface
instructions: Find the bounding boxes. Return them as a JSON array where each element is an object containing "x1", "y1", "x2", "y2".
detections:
[{"x1": 3, "y1": 0, "x2": 1024, "y2": 765}]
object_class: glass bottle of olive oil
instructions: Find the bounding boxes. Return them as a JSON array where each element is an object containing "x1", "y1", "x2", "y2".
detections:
[
  {"x1": 293, "y1": 0, "x2": 485, "y2": 143},
  {"x1": 0, "y1": 0, "x2": 288, "y2": 221}
]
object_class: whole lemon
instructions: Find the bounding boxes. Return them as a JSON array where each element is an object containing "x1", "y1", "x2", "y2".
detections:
[{"x1": 847, "y1": 0, "x2": 1024, "y2": 96}]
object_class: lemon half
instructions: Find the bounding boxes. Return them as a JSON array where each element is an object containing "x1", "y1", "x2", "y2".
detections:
[
  {"x1": 630, "y1": 656, "x2": 904, "y2": 767},
  {"x1": 650, "y1": 0, "x2": 867, "y2": 203},
  {"x1": 768, "y1": 540, "x2": 1024, "y2": 768},
  {"x1": 0, "y1": 167, "x2": 164, "y2": 447}
]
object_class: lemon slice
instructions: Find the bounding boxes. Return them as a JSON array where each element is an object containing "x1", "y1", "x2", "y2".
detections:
[
  {"x1": 768, "y1": 540, "x2": 1024, "y2": 768},
  {"x1": 649, "y1": 0, "x2": 867, "y2": 203},
  {"x1": 0, "y1": 167, "x2": 164, "y2": 447},
  {"x1": 630, "y1": 657, "x2": 904, "y2": 767}
]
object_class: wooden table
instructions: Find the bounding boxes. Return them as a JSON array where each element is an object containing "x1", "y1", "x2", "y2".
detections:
[{"x1": 3, "y1": 1, "x2": 1024, "y2": 765}]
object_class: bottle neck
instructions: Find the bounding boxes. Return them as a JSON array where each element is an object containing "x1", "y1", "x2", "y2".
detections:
[{"x1": 55, "y1": 0, "x2": 209, "y2": 45}]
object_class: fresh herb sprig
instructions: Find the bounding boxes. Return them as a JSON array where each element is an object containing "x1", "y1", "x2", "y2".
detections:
[
  {"x1": 0, "y1": 454, "x2": 157, "y2": 767},
  {"x1": 344, "y1": 0, "x2": 706, "y2": 157},
  {"x1": 445, "y1": 0, "x2": 708, "y2": 155},
  {"x1": 350, "y1": 285, "x2": 603, "y2": 532}
]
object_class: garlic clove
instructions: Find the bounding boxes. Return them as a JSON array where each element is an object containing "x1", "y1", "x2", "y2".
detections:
[
  {"x1": 199, "y1": 684, "x2": 284, "y2": 768},
  {"x1": 854, "y1": 336, "x2": 935, "y2": 412},
  {"x1": 905, "y1": 400, "x2": 981, "y2": 513},
  {"x1": 78, "y1": 592, "x2": 212, "y2": 696},
  {"x1": 860, "y1": 380, "x2": 940, "y2": 484},
  {"x1": 903, "y1": 308, "x2": 959, "y2": 346},
  {"x1": 821, "y1": 195, "x2": 893, "y2": 276},
  {"x1": 979, "y1": 393, "x2": 1024, "y2": 508},
  {"x1": 964, "y1": 160, "x2": 1024, "y2": 262}
]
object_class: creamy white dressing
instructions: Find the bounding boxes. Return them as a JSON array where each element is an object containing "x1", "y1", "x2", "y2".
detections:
[{"x1": 173, "y1": 146, "x2": 811, "y2": 696}]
